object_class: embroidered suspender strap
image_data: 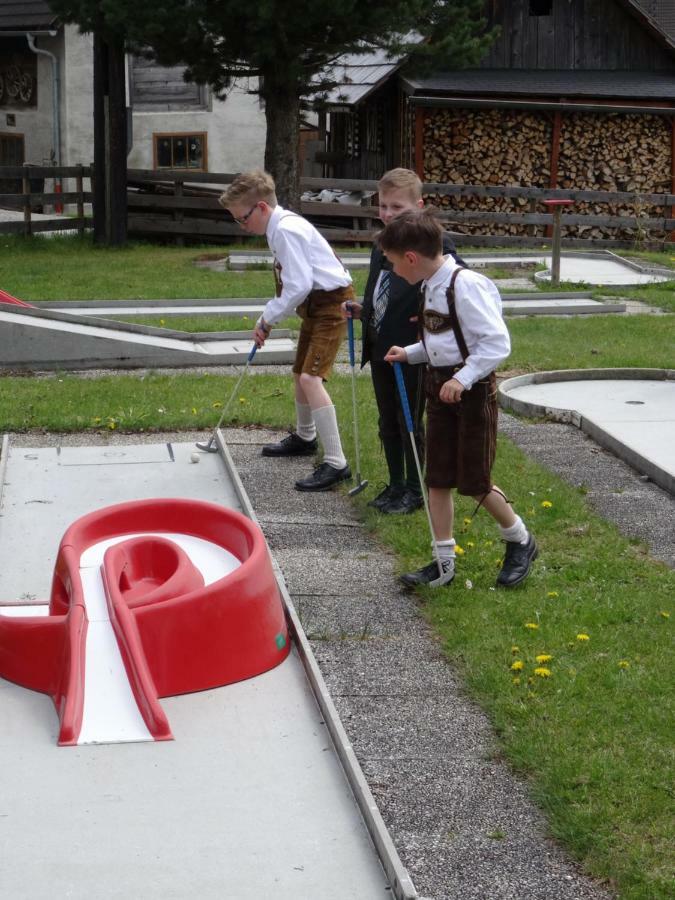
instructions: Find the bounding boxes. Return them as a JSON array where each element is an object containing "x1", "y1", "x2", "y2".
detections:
[
  {"x1": 445, "y1": 268, "x2": 470, "y2": 363},
  {"x1": 420, "y1": 267, "x2": 469, "y2": 360}
]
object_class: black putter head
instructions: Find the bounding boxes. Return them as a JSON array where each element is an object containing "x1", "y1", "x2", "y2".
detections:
[
  {"x1": 195, "y1": 439, "x2": 218, "y2": 453},
  {"x1": 348, "y1": 477, "x2": 368, "y2": 497}
]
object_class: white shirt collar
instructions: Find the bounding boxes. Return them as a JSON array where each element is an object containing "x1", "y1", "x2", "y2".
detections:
[
  {"x1": 424, "y1": 255, "x2": 456, "y2": 291},
  {"x1": 266, "y1": 204, "x2": 285, "y2": 242}
]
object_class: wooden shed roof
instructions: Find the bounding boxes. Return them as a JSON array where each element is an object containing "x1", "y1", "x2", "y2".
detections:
[
  {"x1": 0, "y1": 0, "x2": 59, "y2": 33},
  {"x1": 402, "y1": 69, "x2": 675, "y2": 102}
]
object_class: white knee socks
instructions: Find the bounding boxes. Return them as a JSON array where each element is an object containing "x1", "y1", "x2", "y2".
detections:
[
  {"x1": 313, "y1": 404, "x2": 347, "y2": 469},
  {"x1": 499, "y1": 514, "x2": 529, "y2": 544},
  {"x1": 295, "y1": 402, "x2": 316, "y2": 442}
]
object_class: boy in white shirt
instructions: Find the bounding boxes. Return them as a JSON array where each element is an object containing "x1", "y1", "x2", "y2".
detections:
[
  {"x1": 383, "y1": 209, "x2": 537, "y2": 588},
  {"x1": 219, "y1": 170, "x2": 353, "y2": 491}
]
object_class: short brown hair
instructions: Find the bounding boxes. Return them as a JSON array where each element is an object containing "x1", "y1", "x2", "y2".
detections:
[
  {"x1": 377, "y1": 168, "x2": 423, "y2": 202},
  {"x1": 219, "y1": 170, "x2": 277, "y2": 209},
  {"x1": 378, "y1": 208, "x2": 443, "y2": 260}
]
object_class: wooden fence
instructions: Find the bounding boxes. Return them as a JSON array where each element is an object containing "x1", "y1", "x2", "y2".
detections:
[
  {"x1": 0, "y1": 165, "x2": 92, "y2": 236},
  {"x1": 1, "y1": 165, "x2": 674, "y2": 249}
]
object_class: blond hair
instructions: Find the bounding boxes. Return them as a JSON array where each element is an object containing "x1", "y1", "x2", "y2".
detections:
[
  {"x1": 377, "y1": 168, "x2": 423, "y2": 203},
  {"x1": 219, "y1": 170, "x2": 277, "y2": 209}
]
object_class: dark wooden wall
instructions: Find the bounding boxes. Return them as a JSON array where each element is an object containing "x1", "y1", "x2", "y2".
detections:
[{"x1": 481, "y1": 0, "x2": 673, "y2": 70}]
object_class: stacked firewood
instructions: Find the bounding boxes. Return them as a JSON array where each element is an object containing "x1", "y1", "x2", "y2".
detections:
[
  {"x1": 557, "y1": 113, "x2": 670, "y2": 240},
  {"x1": 423, "y1": 108, "x2": 551, "y2": 237},
  {"x1": 422, "y1": 107, "x2": 672, "y2": 240}
]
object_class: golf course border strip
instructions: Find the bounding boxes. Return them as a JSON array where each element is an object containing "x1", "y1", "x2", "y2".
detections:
[{"x1": 498, "y1": 368, "x2": 675, "y2": 495}]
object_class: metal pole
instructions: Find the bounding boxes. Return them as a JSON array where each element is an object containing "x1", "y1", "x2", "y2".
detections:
[{"x1": 551, "y1": 205, "x2": 562, "y2": 287}]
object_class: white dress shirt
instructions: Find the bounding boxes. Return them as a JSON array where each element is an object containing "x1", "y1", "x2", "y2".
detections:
[
  {"x1": 262, "y1": 206, "x2": 352, "y2": 325},
  {"x1": 404, "y1": 256, "x2": 511, "y2": 390}
]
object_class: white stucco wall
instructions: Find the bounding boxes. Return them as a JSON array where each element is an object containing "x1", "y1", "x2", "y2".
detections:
[
  {"x1": 2, "y1": 27, "x2": 266, "y2": 176},
  {"x1": 60, "y1": 25, "x2": 94, "y2": 167},
  {"x1": 128, "y1": 81, "x2": 266, "y2": 175},
  {"x1": 0, "y1": 32, "x2": 62, "y2": 167}
]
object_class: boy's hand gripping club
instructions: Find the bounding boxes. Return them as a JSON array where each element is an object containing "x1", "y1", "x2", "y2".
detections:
[
  {"x1": 196, "y1": 344, "x2": 257, "y2": 453},
  {"x1": 393, "y1": 362, "x2": 443, "y2": 581},
  {"x1": 347, "y1": 312, "x2": 368, "y2": 495}
]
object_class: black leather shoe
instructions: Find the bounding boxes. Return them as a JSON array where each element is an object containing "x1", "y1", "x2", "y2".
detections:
[
  {"x1": 262, "y1": 432, "x2": 317, "y2": 457},
  {"x1": 381, "y1": 488, "x2": 424, "y2": 515},
  {"x1": 367, "y1": 484, "x2": 404, "y2": 510},
  {"x1": 399, "y1": 558, "x2": 455, "y2": 589},
  {"x1": 295, "y1": 462, "x2": 352, "y2": 492},
  {"x1": 496, "y1": 534, "x2": 538, "y2": 588}
]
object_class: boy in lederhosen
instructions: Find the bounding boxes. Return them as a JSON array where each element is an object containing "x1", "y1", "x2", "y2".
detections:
[
  {"x1": 342, "y1": 168, "x2": 465, "y2": 515},
  {"x1": 383, "y1": 209, "x2": 538, "y2": 588},
  {"x1": 219, "y1": 170, "x2": 353, "y2": 492}
]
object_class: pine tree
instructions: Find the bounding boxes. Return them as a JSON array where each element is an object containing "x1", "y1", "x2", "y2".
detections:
[{"x1": 51, "y1": 1, "x2": 496, "y2": 208}]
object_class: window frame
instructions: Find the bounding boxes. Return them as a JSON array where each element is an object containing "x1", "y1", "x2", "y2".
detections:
[{"x1": 152, "y1": 131, "x2": 208, "y2": 172}]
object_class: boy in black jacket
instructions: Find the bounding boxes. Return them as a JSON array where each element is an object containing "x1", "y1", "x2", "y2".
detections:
[{"x1": 343, "y1": 169, "x2": 465, "y2": 513}]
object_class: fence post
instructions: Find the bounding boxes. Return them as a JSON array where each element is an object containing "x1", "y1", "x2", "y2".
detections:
[
  {"x1": 22, "y1": 166, "x2": 31, "y2": 236},
  {"x1": 174, "y1": 178, "x2": 184, "y2": 247},
  {"x1": 543, "y1": 198, "x2": 573, "y2": 287},
  {"x1": 77, "y1": 165, "x2": 85, "y2": 236}
]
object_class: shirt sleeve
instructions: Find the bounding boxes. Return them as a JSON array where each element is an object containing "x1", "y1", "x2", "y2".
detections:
[
  {"x1": 452, "y1": 277, "x2": 511, "y2": 389},
  {"x1": 403, "y1": 341, "x2": 428, "y2": 365},
  {"x1": 262, "y1": 228, "x2": 314, "y2": 325}
]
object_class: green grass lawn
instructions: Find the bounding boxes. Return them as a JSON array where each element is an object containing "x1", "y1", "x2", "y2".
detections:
[{"x1": 1, "y1": 235, "x2": 674, "y2": 898}]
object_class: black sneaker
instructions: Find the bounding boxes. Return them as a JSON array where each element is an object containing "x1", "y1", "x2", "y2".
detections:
[
  {"x1": 399, "y1": 558, "x2": 455, "y2": 589},
  {"x1": 295, "y1": 462, "x2": 352, "y2": 492},
  {"x1": 367, "y1": 484, "x2": 404, "y2": 510},
  {"x1": 381, "y1": 488, "x2": 424, "y2": 515},
  {"x1": 262, "y1": 432, "x2": 317, "y2": 457},
  {"x1": 496, "y1": 534, "x2": 538, "y2": 588}
]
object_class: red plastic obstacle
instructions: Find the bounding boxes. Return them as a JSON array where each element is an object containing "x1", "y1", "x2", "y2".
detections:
[
  {"x1": 0, "y1": 499, "x2": 291, "y2": 745},
  {"x1": 0, "y1": 289, "x2": 32, "y2": 307}
]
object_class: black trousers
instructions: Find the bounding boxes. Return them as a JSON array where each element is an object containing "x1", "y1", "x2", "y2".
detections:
[{"x1": 369, "y1": 339, "x2": 425, "y2": 491}]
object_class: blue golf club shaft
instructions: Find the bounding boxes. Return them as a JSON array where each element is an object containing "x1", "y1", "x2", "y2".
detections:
[{"x1": 393, "y1": 362, "x2": 443, "y2": 579}]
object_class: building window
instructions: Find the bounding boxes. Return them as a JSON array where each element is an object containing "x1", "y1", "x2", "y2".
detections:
[
  {"x1": 130, "y1": 56, "x2": 207, "y2": 111},
  {"x1": 529, "y1": 0, "x2": 552, "y2": 14},
  {"x1": 154, "y1": 133, "x2": 207, "y2": 170}
]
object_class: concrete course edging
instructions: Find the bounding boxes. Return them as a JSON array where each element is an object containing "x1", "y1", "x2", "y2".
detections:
[{"x1": 499, "y1": 368, "x2": 675, "y2": 494}]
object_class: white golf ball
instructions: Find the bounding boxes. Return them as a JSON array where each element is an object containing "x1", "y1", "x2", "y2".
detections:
[{"x1": 190, "y1": 452, "x2": 200, "y2": 464}]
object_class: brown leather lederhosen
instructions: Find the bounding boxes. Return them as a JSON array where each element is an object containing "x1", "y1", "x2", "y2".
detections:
[{"x1": 421, "y1": 268, "x2": 498, "y2": 495}]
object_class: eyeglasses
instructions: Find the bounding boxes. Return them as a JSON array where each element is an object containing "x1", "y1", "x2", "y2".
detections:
[{"x1": 232, "y1": 203, "x2": 259, "y2": 226}]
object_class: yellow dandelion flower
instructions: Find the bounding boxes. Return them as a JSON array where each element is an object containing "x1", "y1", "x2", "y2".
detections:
[
  {"x1": 525, "y1": 622, "x2": 539, "y2": 630},
  {"x1": 466, "y1": 541, "x2": 475, "y2": 548},
  {"x1": 93, "y1": 416, "x2": 102, "y2": 424},
  {"x1": 107, "y1": 421, "x2": 116, "y2": 430},
  {"x1": 159, "y1": 319, "x2": 165, "y2": 326},
  {"x1": 536, "y1": 654, "x2": 553, "y2": 664},
  {"x1": 660, "y1": 611, "x2": 670, "y2": 619},
  {"x1": 454, "y1": 545, "x2": 465, "y2": 556},
  {"x1": 511, "y1": 646, "x2": 520, "y2": 654},
  {"x1": 242, "y1": 315, "x2": 249, "y2": 321},
  {"x1": 547, "y1": 591, "x2": 559, "y2": 598},
  {"x1": 463, "y1": 517, "x2": 472, "y2": 525},
  {"x1": 510, "y1": 660, "x2": 524, "y2": 671},
  {"x1": 512, "y1": 677, "x2": 521, "y2": 686},
  {"x1": 618, "y1": 660, "x2": 630, "y2": 669},
  {"x1": 534, "y1": 667, "x2": 551, "y2": 678},
  {"x1": 239, "y1": 397, "x2": 247, "y2": 404},
  {"x1": 213, "y1": 401, "x2": 222, "y2": 408},
  {"x1": 191, "y1": 407, "x2": 197, "y2": 414},
  {"x1": 541, "y1": 500, "x2": 553, "y2": 508},
  {"x1": 576, "y1": 633, "x2": 590, "y2": 642}
]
